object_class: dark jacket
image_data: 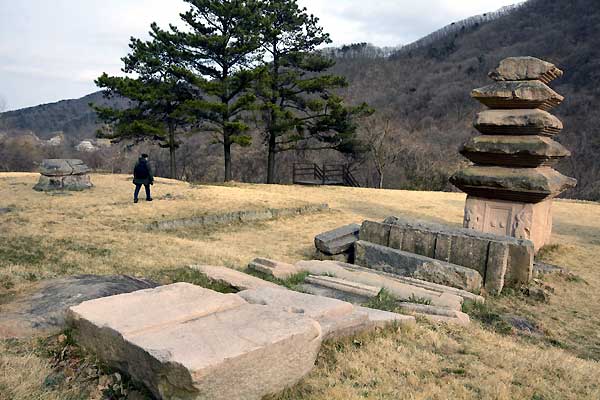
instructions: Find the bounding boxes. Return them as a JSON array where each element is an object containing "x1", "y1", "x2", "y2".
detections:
[{"x1": 133, "y1": 158, "x2": 154, "y2": 185}]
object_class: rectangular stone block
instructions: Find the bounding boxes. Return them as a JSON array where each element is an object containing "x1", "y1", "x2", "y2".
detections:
[
  {"x1": 388, "y1": 225, "x2": 404, "y2": 250},
  {"x1": 464, "y1": 196, "x2": 552, "y2": 252},
  {"x1": 402, "y1": 229, "x2": 436, "y2": 258},
  {"x1": 359, "y1": 220, "x2": 391, "y2": 247},
  {"x1": 314, "y1": 223, "x2": 360, "y2": 255},
  {"x1": 448, "y1": 235, "x2": 489, "y2": 278},
  {"x1": 383, "y1": 216, "x2": 534, "y2": 289},
  {"x1": 68, "y1": 283, "x2": 323, "y2": 400},
  {"x1": 434, "y1": 233, "x2": 452, "y2": 262},
  {"x1": 354, "y1": 241, "x2": 483, "y2": 293},
  {"x1": 485, "y1": 241, "x2": 509, "y2": 294}
]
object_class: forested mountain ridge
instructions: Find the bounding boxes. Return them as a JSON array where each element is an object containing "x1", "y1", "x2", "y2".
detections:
[
  {"x1": 328, "y1": 0, "x2": 600, "y2": 199},
  {"x1": 1, "y1": 0, "x2": 599, "y2": 198}
]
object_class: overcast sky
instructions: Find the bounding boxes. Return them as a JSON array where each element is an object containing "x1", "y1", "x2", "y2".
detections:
[{"x1": 0, "y1": 0, "x2": 522, "y2": 111}]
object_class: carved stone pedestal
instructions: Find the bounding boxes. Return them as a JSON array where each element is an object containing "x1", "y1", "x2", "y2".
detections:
[{"x1": 464, "y1": 196, "x2": 552, "y2": 251}]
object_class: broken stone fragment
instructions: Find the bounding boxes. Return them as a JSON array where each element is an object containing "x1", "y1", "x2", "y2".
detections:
[
  {"x1": 295, "y1": 260, "x2": 464, "y2": 311},
  {"x1": 238, "y1": 286, "x2": 413, "y2": 339},
  {"x1": 471, "y1": 81, "x2": 564, "y2": 111},
  {"x1": 474, "y1": 109, "x2": 563, "y2": 136},
  {"x1": 69, "y1": 283, "x2": 323, "y2": 400},
  {"x1": 304, "y1": 275, "x2": 382, "y2": 299},
  {"x1": 314, "y1": 223, "x2": 360, "y2": 255},
  {"x1": 488, "y1": 56, "x2": 563, "y2": 84},
  {"x1": 247, "y1": 258, "x2": 300, "y2": 280},
  {"x1": 460, "y1": 135, "x2": 571, "y2": 167},
  {"x1": 397, "y1": 303, "x2": 471, "y2": 325},
  {"x1": 354, "y1": 241, "x2": 483, "y2": 293},
  {"x1": 449, "y1": 166, "x2": 577, "y2": 203}
]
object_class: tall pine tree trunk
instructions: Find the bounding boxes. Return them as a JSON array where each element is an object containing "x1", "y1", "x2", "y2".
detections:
[
  {"x1": 267, "y1": 131, "x2": 276, "y2": 184},
  {"x1": 168, "y1": 124, "x2": 176, "y2": 179},
  {"x1": 224, "y1": 132, "x2": 232, "y2": 182},
  {"x1": 266, "y1": 48, "x2": 279, "y2": 185}
]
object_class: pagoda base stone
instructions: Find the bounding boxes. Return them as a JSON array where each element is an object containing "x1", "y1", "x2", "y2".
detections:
[{"x1": 463, "y1": 196, "x2": 552, "y2": 252}]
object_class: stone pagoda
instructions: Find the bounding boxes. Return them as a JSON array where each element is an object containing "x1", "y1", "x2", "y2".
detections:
[{"x1": 450, "y1": 57, "x2": 576, "y2": 251}]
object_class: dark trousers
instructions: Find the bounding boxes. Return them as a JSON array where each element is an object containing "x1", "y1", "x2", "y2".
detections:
[{"x1": 134, "y1": 184, "x2": 151, "y2": 200}]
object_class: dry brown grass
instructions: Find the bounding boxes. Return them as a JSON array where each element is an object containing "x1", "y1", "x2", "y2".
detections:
[{"x1": 1, "y1": 172, "x2": 600, "y2": 399}]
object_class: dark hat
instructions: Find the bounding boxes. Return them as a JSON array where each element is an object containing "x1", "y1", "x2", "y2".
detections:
[{"x1": 141, "y1": 153, "x2": 149, "y2": 159}]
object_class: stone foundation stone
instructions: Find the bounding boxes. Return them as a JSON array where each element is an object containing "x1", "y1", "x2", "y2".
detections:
[{"x1": 464, "y1": 196, "x2": 552, "y2": 251}]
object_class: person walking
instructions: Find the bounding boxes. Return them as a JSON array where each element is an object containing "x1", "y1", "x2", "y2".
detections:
[{"x1": 133, "y1": 153, "x2": 153, "y2": 203}]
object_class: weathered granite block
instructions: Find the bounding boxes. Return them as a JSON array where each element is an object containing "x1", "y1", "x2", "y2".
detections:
[
  {"x1": 34, "y1": 159, "x2": 93, "y2": 191},
  {"x1": 471, "y1": 80, "x2": 564, "y2": 111},
  {"x1": 449, "y1": 166, "x2": 577, "y2": 203},
  {"x1": 485, "y1": 241, "x2": 509, "y2": 294},
  {"x1": 382, "y1": 216, "x2": 534, "y2": 289},
  {"x1": 68, "y1": 283, "x2": 323, "y2": 400},
  {"x1": 359, "y1": 220, "x2": 391, "y2": 247},
  {"x1": 354, "y1": 241, "x2": 483, "y2": 293},
  {"x1": 460, "y1": 135, "x2": 570, "y2": 167},
  {"x1": 488, "y1": 57, "x2": 563, "y2": 84},
  {"x1": 314, "y1": 223, "x2": 360, "y2": 255},
  {"x1": 474, "y1": 109, "x2": 563, "y2": 136}
]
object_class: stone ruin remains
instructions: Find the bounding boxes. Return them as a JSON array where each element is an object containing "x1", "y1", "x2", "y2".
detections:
[
  {"x1": 450, "y1": 57, "x2": 576, "y2": 251},
  {"x1": 33, "y1": 159, "x2": 93, "y2": 191},
  {"x1": 44, "y1": 57, "x2": 574, "y2": 400}
]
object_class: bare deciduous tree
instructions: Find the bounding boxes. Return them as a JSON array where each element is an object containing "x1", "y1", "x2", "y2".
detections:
[{"x1": 362, "y1": 116, "x2": 400, "y2": 189}]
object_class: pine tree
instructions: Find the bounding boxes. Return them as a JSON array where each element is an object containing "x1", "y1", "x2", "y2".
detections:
[
  {"x1": 172, "y1": 0, "x2": 264, "y2": 182},
  {"x1": 256, "y1": 0, "x2": 371, "y2": 183},
  {"x1": 93, "y1": 23, "x2": 197, "y2": 179}
]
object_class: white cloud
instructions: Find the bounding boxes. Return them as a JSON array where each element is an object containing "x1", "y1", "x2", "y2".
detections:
[{"x1": 0, "y1": 0, "x2": 522, "y2": 111}]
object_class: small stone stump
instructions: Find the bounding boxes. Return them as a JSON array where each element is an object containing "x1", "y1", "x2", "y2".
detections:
[
  {"x1": 450, "y1": 57, "x2": 576, "y2": 251},
  {"x1": 34, "y1": 159, "x2": 93, "y2": 191}
]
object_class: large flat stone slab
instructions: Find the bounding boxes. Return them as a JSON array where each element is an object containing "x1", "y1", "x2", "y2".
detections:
[
  {"x1": 460, "y1": 135, "x2": 570, "y2": 167},
  {"x1": 0, "y1": 275, "x2": 158, "y2": 338},
  {"x1": 314, "y1": 223, "x2": 360, "y2": 255},
  {"x1": 474, "y1": 109, "x2": 563, "y2": 136},
  {"x1": 69, "y1": 283, "x2": 323, "y2": 400},
  {"x1": 471, "y1": 80, "x2": 564, "y2": 111},
  {"x1": 450, "y1": 166, "x2": 577, "y2": 203},
  {"x1": 296, "y1": 260, "x2": 463, "y2": 310},
  {"x1": 39, "y1": 159, "x2": 91, "y2": 176},
  {"x1": 354, "y1": 241, "x2": 483, "y2": 293}
]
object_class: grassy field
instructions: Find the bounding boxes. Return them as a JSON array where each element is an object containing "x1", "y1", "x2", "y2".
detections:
[{"x1": 1, "y1": 172, "x2": 600, "y2": 399}]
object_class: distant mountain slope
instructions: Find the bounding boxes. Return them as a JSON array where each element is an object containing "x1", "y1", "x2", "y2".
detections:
[
  {"x1": 0, "y1": 92, "x2": 124, "y2": 139},
  {"x1": 1, "y1": 0, "x2": 599, "y2": 198}
]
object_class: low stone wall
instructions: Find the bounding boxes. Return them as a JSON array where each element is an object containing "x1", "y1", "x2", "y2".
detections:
[
  {"x1": 360, "y1": 217, "x2": 534, "y2": 294},
  {"x1": 147, "y1": 204, "x2": 329, "y2": 230}
]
